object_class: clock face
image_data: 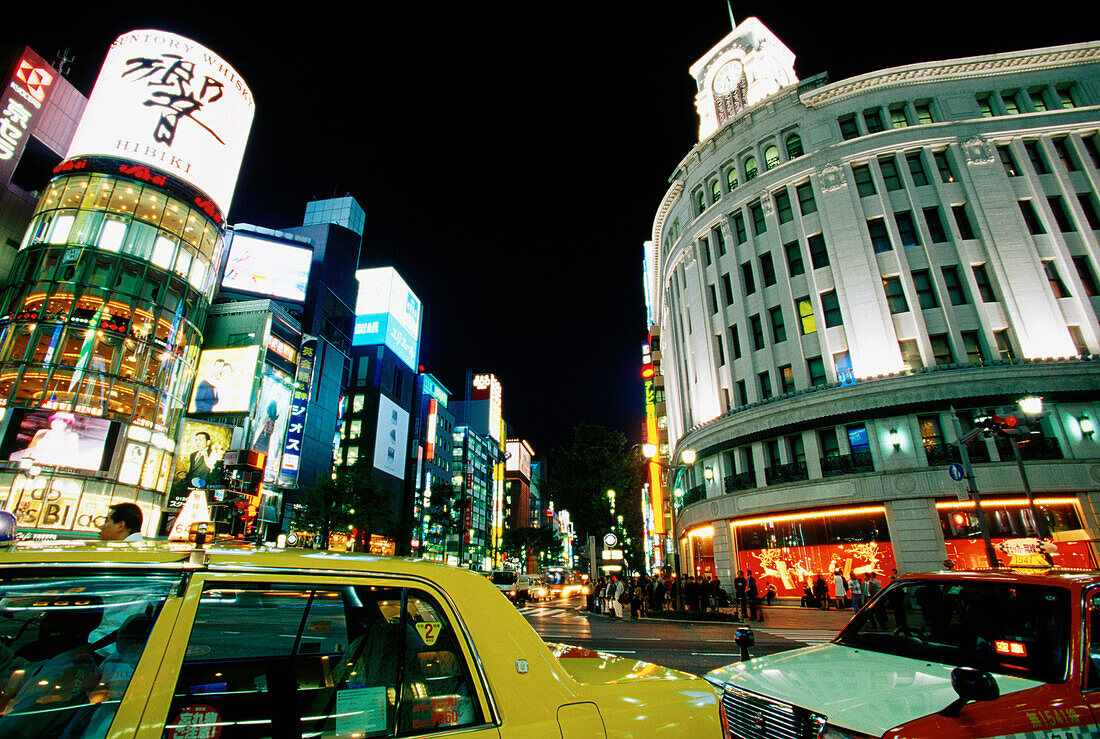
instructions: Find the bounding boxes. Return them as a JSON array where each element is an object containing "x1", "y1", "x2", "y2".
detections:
[{"x1": 712, "y1": 59, "x2": 745, "y2": 95}]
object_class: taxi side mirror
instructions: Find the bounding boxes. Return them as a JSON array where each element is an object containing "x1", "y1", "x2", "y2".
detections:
[{"x1": 940, "y1": 666, "x2": 999, "y2": 717}]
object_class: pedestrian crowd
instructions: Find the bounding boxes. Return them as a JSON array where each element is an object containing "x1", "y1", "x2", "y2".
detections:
[
  {"x1": 587, "y1": 570, "x2": 771, "y2": 622},
  {"x1": 801, "y1": 568, "x2": 896, "y2": 613}
]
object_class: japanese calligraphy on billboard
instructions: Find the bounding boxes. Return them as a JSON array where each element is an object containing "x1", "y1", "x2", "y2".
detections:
[
  {"x1": 0, "y1": 47, "x2": 55, "y2": 185},
  {"x1": 280, "y1": 336, "x2": 316, "y2": 482},
  {"x1": 65, "y1": 30, "x2": 255, "y2": 217},
  {"x1": 222, "y1": 233, "x2": 312, "y2": 302},
  {"x1": 353, "y1": 268, "x2": 422, "y2": 372}
]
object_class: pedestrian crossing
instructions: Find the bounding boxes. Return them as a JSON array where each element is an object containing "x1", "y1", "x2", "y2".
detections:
[
  {"x1": 753, "y1": 628, "x2": 838, "y2": 645},
  {"x1": 517, "y1": 605, "x2": 580, "y2": 619}
]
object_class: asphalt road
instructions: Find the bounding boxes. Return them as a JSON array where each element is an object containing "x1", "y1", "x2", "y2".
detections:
[{"x1": 518, "y1": 594, "x2": 854, "y2": 676}]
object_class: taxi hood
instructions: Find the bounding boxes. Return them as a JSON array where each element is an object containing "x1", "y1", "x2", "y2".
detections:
[
  {"x1": 547, "y1": 642, "x2": 703, "y2": 685},
  {"x1": 705, "y1": 644, "x2": 1042, "y2": 736}
]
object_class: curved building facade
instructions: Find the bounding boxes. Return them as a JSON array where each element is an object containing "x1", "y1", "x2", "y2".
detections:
[
  {"x1": 0, "y1": 30, "x2": 253, "y2": 538},
  {"x1": 645, "y1": 21, "x2": 1100, "y2": 594}
]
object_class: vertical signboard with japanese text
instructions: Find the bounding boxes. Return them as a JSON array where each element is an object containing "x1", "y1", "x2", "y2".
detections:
[
  {"x1": 0, "y1": 47, "x2": 56, "y2": 185},
  {"x1": 279, "y1": 336, "x2": 316, "y2": 483},
  {"x1": 65, "y1": 30, "x2": 255, "y2": 217}
]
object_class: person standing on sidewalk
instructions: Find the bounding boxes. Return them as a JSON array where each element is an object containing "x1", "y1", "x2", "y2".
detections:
[
  {"x1": 833, "y1": 570, "x2": 848, "y2": 610},
  {"x1": 851, "y1": 575, "x2": 864, "y2": 613},
  {"x1": 746, "y1": 570, "x2": 760, "y2": 622},
  {"x1": 734, "y1": 571, "x2": 747, "y2": 619}
]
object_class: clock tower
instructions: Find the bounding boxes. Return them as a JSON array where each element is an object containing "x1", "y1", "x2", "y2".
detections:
[{"x1": 690, "y1": 17, "x2": 798, "y2": 141}]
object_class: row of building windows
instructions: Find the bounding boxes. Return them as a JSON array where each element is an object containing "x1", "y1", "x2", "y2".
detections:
[
  {"x1": 837, "y1": 82, "x2": 1081, "y2": 143},
  {"x1": 839, "y1": 98, "x2": 937, "y2": 141},
  {"x1": 691, "y1": 134, "x2": 805, "y2": 218},
  {"x1": 24, "y1": 174, "x2": 223, "y2": 299},
  {"x1": 977, "y1": 84, "x2": 1080, "y2": 118},
  {"x1": 688, "y1": 133, "x2": 1100, "y2": 279},
  {"x1": 714, "y1": 406, "x2": 1062, "y2": 489}
]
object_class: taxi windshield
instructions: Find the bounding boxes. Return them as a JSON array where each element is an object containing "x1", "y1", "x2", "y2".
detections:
[
  {"x1": 0, "y1": 571, "x2": 180, "y2": 737},
  {"x1": 836, "y1": 578, "x2": 1070, "y2": 683}
]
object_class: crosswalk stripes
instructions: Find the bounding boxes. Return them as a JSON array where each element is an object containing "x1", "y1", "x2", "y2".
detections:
[
  {"x1": 517, "y1": 606, "x2": 575, "y2": 619},
  {"x1": 752, "y1": 628, "x2": 838, "y2": 645}
]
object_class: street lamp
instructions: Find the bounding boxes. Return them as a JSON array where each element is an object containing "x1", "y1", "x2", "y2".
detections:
[
  {"x1": 641, "y1": 445, "x2": 698, "y2": 605},
  {"x1": 1013, "y1": 396, "x2": 1051, "y2": 541}
]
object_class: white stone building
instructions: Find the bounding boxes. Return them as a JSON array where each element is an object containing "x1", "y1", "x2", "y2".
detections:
[{"x1": 645, "y1": 18, "x2": 1100, "y2": 594}]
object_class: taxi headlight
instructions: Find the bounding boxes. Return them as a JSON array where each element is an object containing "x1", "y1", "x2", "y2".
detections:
[{"x1": 819, "y1": 724, "x2": 875, "y2": 739}]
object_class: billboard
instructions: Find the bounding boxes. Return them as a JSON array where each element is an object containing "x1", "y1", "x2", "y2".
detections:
[
  {"x1": 188, "y1": 346, "x2": 261, "y2": 414},
  {"x1": 168, "y1": 420, "x2": 232, "y2": 511},
  {"x1": 65, "y1": 30, "x2": 255, "y2": 216},
  {"x1": 222, "y1": 233, "x2": 312, "y2": 302},
  {"x1": 505, "y1": 439, "x2": 532, "y2": 481},
  {"x1": 0, "y1": 47, "x2": 56, "y2": 185},
  {"x1": 353, "y1": 268, "x2": 422, "y2": 371},
  {"x1": 249, "y1": 369, "x2": 293, "y2": 483},
  {"x1": 2, "y1": 409, "x2": 116, "y2": 471},
  {"x1": 374, "y1": 394, "x2": 409, "y2": 480}
]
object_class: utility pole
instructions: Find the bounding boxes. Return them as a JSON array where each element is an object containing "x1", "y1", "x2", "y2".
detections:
[{"x1": 950, "y1": 407, "x2": 1000, "y2": 568}]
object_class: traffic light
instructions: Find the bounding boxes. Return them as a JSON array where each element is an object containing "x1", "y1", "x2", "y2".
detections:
[{"x1": 976, "y1": 412, "x2": 1030, "y2": 438}]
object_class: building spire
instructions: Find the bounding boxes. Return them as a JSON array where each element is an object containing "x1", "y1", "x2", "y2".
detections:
[{"x1": 726, "y1": 0, "x2": 736, "y2": 30}]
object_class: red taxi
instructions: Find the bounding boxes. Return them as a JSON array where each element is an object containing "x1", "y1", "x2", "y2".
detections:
[{"x1": 706, "y1": 567, "x2": 1100, "y2": 738}]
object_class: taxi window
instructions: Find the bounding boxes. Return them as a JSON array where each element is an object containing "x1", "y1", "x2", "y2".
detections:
[
  {"x1": 1086, "y1": 589, "x2": 1100, "y2": 690},
  {"x1": 837, "y1": 579, "x2": 1069, "y2": 682},
  {"x1": 163, "y1": 583, "x2": 485, "y2": 738},
  {"x1": 0, "y1": 573, "x2": 179, "y2": 738}
]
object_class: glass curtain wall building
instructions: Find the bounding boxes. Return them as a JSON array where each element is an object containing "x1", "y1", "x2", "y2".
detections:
[{"x1": 0, "y1": 30, "x2": 253, "y2": 538}]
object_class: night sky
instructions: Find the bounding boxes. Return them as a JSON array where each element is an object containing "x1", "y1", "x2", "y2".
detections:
[{"x1": 10, "y1": 5, "x2": 1094, "y2": 456}]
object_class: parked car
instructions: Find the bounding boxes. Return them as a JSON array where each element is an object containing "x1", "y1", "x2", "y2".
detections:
[
  {"x1": 0, "y1": 538, "x2": 723, "y2": 737},
  {"x1": 706, "y1": 567, "x2": 1100, "y2": 738}
]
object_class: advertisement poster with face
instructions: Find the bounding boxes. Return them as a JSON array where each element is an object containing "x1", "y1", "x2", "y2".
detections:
[
  {"x1": 2, "y1": 409, "x2": 115, "y2": 470},
  {"x1": 249, "y1": 371, "x2": 292, "y2": 483},
  {"x1": 175, "y1": 421, "x2": 232, "y2": 487},
  {"x1": 188, "y1": 346, "x2": 260, "y2": 414}
]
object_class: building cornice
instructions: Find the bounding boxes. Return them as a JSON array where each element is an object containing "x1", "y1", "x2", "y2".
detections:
[{"x1": 802, "y1": 42, "x2": 1100, "y2": 108}]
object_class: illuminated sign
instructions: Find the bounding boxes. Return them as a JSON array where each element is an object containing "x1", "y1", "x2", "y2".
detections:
[
  {"x1": 223, "y1": 233, "x2": 312, "y2": 302},
  {"x1": 188, "y1": 345, "x2": 261, "y2": 414},
  {"x1": 425, "y1": 398, "x2": 438, "y2": 462},
  {"x1": 471, "y1": 374, "x2": 503, "y2": 445},
  {"x1": 266, "y1": 334, "x2": 297, "y2": 365},
  {"x1": 374, "y1": 394, "x2": 409, "y2": 480},
  {"x1": 643, "y1": 377, "x2": 666, "y2": 535},
  {"x1": 280, "y1": 336, "x2": 316, "y2": 480},
  {"x1": 421, "y1": 374, "x2": 448, "y2": 408},
  {"x1": 353, "y1": 267, "x2": 422, "y2": 371},
  {"x1": 1, "y1": 47, "x2": 55, "y2": 185},
  {"x1": 66, "y1": 30, "x2": 255, "y2": 216}
]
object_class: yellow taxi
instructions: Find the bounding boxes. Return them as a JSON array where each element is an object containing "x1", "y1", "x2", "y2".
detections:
[{"x1": 0, "y1": 537, "x2": 722, "y2": 738}]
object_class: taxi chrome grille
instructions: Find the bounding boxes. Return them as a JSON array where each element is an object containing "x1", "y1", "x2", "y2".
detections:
[{"x1": 722, "y1": 685, "x2": 823, "y2": 739}]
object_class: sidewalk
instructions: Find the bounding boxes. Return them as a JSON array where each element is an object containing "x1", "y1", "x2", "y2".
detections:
[{"x1": 581, "y1": 602, "x2": 855, "y2": 631}]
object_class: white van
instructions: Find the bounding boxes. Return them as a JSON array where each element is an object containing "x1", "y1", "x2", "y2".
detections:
[{"x1": 489, "y1": 570, "x2": 532, "y2": 603}]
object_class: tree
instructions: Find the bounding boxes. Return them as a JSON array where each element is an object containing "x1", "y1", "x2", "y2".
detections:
[
  {"x1": 541, "y1": 424, "x2": 646, "y2": 569},
  {"x1": 500, "y1": 527, "x2": 558, "y2": 571},
  {"x1": 295, "y1": 467, "x2": 405, "y2": 552},
  {"x1": 294, "y1": 474, "x2": 347, "y2": 549}
]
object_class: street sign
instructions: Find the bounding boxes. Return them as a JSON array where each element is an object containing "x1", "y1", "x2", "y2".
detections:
[
  {"x1": 603, "y1": 533, "x2": 617, "y2": 547},
  {"x1": 948, "y1": 463, "x2": 965, "y2": 481}
]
